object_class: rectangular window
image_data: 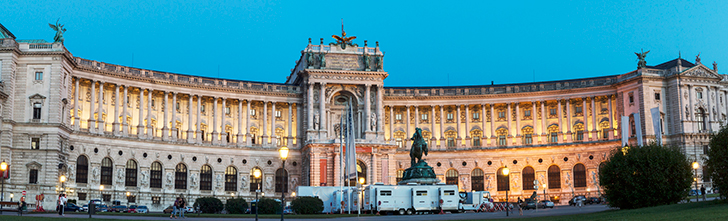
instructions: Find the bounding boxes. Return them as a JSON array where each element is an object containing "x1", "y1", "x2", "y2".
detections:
[
  {"x1": 655, "y1": 93, "x2": 661, "y2": 101},
  {"x1": 473, "y1": 112, "x2": 480, "y2": 119},
  {"x1": 498, "y1": 111, "x2": 505, "y2": 119},
  {"x1": 78, "y1": 193, "x2": 87, "y2": 201},
  {"x1": 629, "y1": 94, "x2": 635, "y2": 103},
  {"x1": 35, "y1": 72, "x2": 43, "y2": 80},
  {"x1": 227, "y1": 107, "x2": 233, "y2": 115},
  {"x1": 697, "y1": 92, "x2": 703, "y2": 99},
  {"x1": 444, "y1": 190, "x2": 456, "y2": 196},
  {"x1": 416, "y1": 191, "x2": 428, "y2": 196},
  {"x1": 29, "y1": 169, "x2": 38, "y2": 184},
  {"x1": 31, "y1": 138, "x2": 40, "y2": 149},
  {"x1": 201, "y1": 104, "x2": 206, "y2": 113},
  {"x1": 473, "y1": 137, "x2": 481, "y2": 147},
  {"x1": 275, "y1": 110, "x2": 281, "y2": 118},
  {"x1": 102, "y1": 194, "x2": 111, "y2": 202},
  {"x1": 550, "y1": 108, "x2": 557, "y2": 116},
  {"x1": 380, "y1": 190, "x2": 392, "y2": 196},
  {"x1": 250, "y1": 109, "x2": 256, "y2": 116},
  {"x1": 704, "y1": 145, "x2": 709, "y2": 155},
  {"x1": 395, "y1": 138, "x2": 403, "y2": 149},
  {"x1": 575, "y1": 106, "x2": 582, "y2": 114},
  {"x1": 499, "y1": 135, "x2": 506, "y2": 146},
  {"x1": 550, "y1": 132, "x2": 558, "y2": 143},
  {"x1": 151, "y1": 99, "x2": 155, "y2": 108},
  {"x1": 447, "y1": 138, "x2": 455, "y2": 147},
  {"x1": 576, "y1": 131, "x2": 584, "y2": 141},
  {"x1": 395, "y1": 114, "x2": 402, "y2": 120},
  {"x1": 127, "y1": 195, "x2": 136, "y2": 203},
  {"x1": 524, "y1": 110, "x2": 531, "y2": 117},
  {"x1": 176, "y1": 102, "x2": 180, "y2": 111},
  {"x1": 421, "y1": 113, "x2": 428, "y2": 120},
  {"x1": 447, "y1": 113, "x2": 454, "y2": 120},
  {"x1": 524, "y1": 134, "x2": 533, "y2": 145},
  {"x1": 152, "y1": 197, "x2": 161, "y2": 205},
  {"x1": 33, "y1": 103, "x2": 42, "y2": 120}
]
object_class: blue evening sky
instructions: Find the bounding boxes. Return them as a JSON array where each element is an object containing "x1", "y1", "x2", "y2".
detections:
[{"x1": 2, "y1": 0, "x2": 726, "y2": 86}]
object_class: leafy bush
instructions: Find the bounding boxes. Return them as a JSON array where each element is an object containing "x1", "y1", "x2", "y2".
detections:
[
  {"x1": 706, "y1": 126, "x2": 728, "y2": 200},
  {"x1": 257, "y1": 197, "x2": 281, "y2": 214},
  {"x1": 193, "y1": 197, "x2": 223, "y2": 214},
  {"x1": 225, "y1": 198, "x2": 248, "y2": 214},
  {"x1": 599, "y1": 143, "x2": 692, "y2": 209},
  {"x1": 291, "y1": 196, "x2": 323, "y2": 214}
]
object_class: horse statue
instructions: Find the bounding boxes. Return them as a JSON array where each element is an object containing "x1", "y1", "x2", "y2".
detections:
[{"x1": 409, "y1": 128, "x2": 429, "y2": 167}]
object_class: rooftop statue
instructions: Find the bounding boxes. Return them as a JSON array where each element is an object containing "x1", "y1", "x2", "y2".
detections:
[
  {"x1": 48, "y1": 18, "x2": 66, "y2": 43},
  {"x1": 635, "y1": 49, "x2": 649, "y2": 69},
  {"x1": 332, "y1": 20, "x2": 356, "y2": 49}
]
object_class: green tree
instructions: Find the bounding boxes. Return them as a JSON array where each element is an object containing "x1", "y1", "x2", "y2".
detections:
[
  {"x1": 257, "y1": 197, "x2": 281, "y2": 214},
  {"x1": 225, "y1": 197, "x2": 248, "y2": 214},
  {"x1": 291, "y1": 196, "x2": 324, "y2": 214},
  {"x1": 705, "y1": 126, "x2": 728, "y2": 200},
  {"x1": 193, "y1": 197, "x2": 224, "y2": 214},
  {"x1": 599, "y1": 143, "x2": 692, "y2": 209}
]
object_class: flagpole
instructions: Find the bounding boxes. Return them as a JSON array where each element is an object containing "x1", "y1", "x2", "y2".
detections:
[
  {"x1": 339, "y1": 106, "x2": 344, "y2": 214},
  {"x1": 348, "y1": 103, "x2": 354, "y2": 214}
]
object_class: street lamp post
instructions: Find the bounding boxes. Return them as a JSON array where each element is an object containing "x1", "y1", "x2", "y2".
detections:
[
  {"x1": 503, "y1": 166, "x2": 510, "y2": 217},
  {"x1": 358, "y1": 177, "x2": 365, "y2": 216},
  {"x1": 60, "y1": 175, "x2": 67, "y2": 194},
  {"x1": 1, "y1": 160, "x2": 7, "y2": 215},
  {"x1": 253, "y1": 168, "x2": 261, "y2": 221},
  {"x1": 279, "y1": 146, "x2": 289, "y2": 221},
  {"x1": 126, "y1": 192, "x2": 130, "y2": 207},
  {"x1": 542, "y1": 183, "x2": 547, "y2": 201},
  {"x1": 99, "y1": 185, "x2": 104, "y2": 202},
  {"x1": 692, "y1": 161, "x2": 699, "y2": 202}
]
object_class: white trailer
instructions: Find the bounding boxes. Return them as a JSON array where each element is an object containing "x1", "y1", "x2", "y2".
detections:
[
  {"x1": 458, "y1": 191, "x2": 494, "y2": 212},
  {"x1": 362, "y1": 183, "x2": 460, "y2": 215},
  {"x1": 296, "y1": 186, "x2": 357, "y2": 213}
]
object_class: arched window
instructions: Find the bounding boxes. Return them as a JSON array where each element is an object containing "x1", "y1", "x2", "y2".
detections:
[
  {"x1": 471, "y1": 130, "x2": 483, "y2": 147},
  {"x1": 548, "y1": 125, "x2": 559, "y2": 143},
  {"x1": 471, "y1": 168, "x2": 484, "y2": 191},
  {"x1": 574, "y1": 123, "x2": 585, "y2": 141},
  {"x1": 125, "y1": 160, "x2": 137, "y2": 187},
  {"x1": 574, "y1": 163, "x2": 587, "y2": 188},
  {"x1": 496, "y1": 128, "x2": 508, "y2": 146},
  {"x1": 548, "y1": 165, "x2": 561, "y2": 189},
  {"x1": 357, "y1": 160, "x2": 367, "y2": 185},
  {"x1": 175, "y1": 163, "x2": 187, "y2": 189},
  {"x1": 76, "y1": 155, "x2": 88, "y2": 184},
  {"x1": 497, "y1": 167, "x2": 509, "y2": 191},
  {"x1": 225, "y1": 166, "x2": 237, "y2": 192},
  {"x1": 396, "y1": 169, "x2": 404, "y2": 183},
  {"x1": 275, "y1": 168, "x2": 288, "y2": 193},
  {"x1": 599, "y1": 120, "x2": 610, "y2": 139},
  {"x1": 394, "y1": 131, "x2": 406, "y2": 148},
  {"x1": 101, "y1": 157, "x2": 113, "y2": 185},
  {"x1": 629, "y1": 115, "x2": 636, "y2": 136},
  {"x1": 446, "y1": 169, "x2": 458, "y2": 186},
  {"x1": 445, "y1": 130, "x2": 457, "y2": 148},
  {"x1": 522, "y1": 166, "x2": 535, "y2": 190},
  {"x1": 200, "y1": 165, "x2": 212, "y2": 190},
  {"x1": 522, "y1": 126, "x2": 534, "y2": 145},
  {"x1": 697, "y1": 108, "x2": 706, "y2": 131},
  {"x1": 250, "y1": 168, "x2": 262, "y2": 192},
  {"x1": 150, "y1": 162, "x2": 162, "y2": 188}
]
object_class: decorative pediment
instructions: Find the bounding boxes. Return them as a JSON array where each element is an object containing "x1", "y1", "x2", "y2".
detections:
[
  {"x1": 26, "y1": 161, "x2": 43, "y2": 170},
  {"x1": 681, "y1": 65, "x2": 721, "y2": 79},
  {"x1": 29, "y1": 94, "x2": 47, "y2": 100}
]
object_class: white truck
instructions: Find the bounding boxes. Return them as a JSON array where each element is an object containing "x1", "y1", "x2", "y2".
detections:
[
  {"x1": 362, "y1": 183, "x2": 460, "y2": 215},
  {"x1": 458, "y1": 191, "x2": 494, "y2": 212}
]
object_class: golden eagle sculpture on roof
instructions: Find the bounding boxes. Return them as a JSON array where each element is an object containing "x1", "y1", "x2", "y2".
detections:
[{"x1": 332, "y1": 19, "x2": 356, "y2": 49}]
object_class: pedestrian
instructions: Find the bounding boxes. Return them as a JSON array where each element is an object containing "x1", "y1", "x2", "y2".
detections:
[
  {"x1": 179, "y1": 197, "x2": 186, "y2": 219},
  {"x1": 170, "y1": 197, "x2": 179, "y2": 219},
  {"x1": 57, "y1": 194, "x2": 66, "y2": 216},
  {"x1": 517, "y1": 197, "x2": 523, "y2": 216},
  {"x1": 577, "y1": 196, "x2": 583, "y2": 209},
  {"x1": 701, "y1": 185, "x2": 707, "y2": 201}
]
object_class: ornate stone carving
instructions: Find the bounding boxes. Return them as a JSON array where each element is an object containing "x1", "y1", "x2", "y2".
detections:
[
  {"x1": 265, "y1": 176, "x2": 274, "y2": 190},
  {"x1": 190, "y1": 172, "x2": 198, "y2": 187},
  {"x1": 140, "y1": 170, "x2": 149, "y2": 187}
]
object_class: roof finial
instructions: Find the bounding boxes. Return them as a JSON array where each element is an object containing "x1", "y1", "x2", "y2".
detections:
[
  {"x1": 695, "y1": 52, "x2": 701, "y2": 65},
  {"x1": 713, "y1": 61, "x2": 718, "y2": 72},
  {"x1": 331, "y1": 19, "x2": 356, "y2": 49}
]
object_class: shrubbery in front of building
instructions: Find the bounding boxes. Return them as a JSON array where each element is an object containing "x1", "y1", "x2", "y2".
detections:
[
  {"x1": 705, "y1": 126, "x2": 728, "y2": 200},
  {"x1": 599, "y1": 143, "x2": 692, "y2": 209},
  {"x1": 193, "y1": 197, "x2": 224, "y2": 214},
  {"x1": 291, "y1": 196, "x2": 323, "y2": 214},
  {"x1": 257, "y1": 197, "x2": 281, "y2": 214},
  {"x1": 224, "y1": 197, "x2": 248, "y2": 214}
]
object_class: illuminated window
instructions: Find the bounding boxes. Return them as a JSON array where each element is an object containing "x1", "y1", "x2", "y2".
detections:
[{"x1": 446, "y1": 169, "x2": 458, "y2": 185}]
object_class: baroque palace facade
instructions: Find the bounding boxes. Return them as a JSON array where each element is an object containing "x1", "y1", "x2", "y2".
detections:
[{"x1": 0, "y1": 23, "x2": 721, "y2": 210}]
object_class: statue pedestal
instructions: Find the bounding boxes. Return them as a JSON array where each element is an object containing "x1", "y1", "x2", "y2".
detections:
[{"x1": 398, "y1": 161, "x2": 440, "y2": 185}]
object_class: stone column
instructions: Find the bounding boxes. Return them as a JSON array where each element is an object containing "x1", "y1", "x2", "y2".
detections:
[
  {"x1": 481, "y1": 104, "x2": 486, "y2": 144},
  {"x1": 187, "y1": 95, "x2": 194, "y2": 143},
  {"x1": 405, "y1": 105, "x2": 411, "y2": 148},
  {"x1": 591, "y1": 96, "x2": 597, "y2": 140},
  {"x1": 566, "y1": 99, "x2": 572, "y2": 142},
  {"x1": 558, "y1": 99, "x2": 563, "y2": 142},
  {"x1": 138, "y1": 88, "x2": 144, "y2": 138},
  {"x1": 490, "y1": 104, "x2": 495, "y2": 146},
  {"x1": 162, "y1": 91, "x2": 169, "y2": 141},
  {"x1": 212, "y1": 97, "x2": 219, "y2": 145},
  {"x1": 376, "y1": 85, "x2": 384, "y2": 135},
  {"x1": 364, "y1": 84, "x2": 371, "y2": 132},
  {"x1": 246, "y1": 100, "x2": 252, "y2": 146},
  {"x1": 414, "y1": 106, "x2": 419, "y2": 129},
  {"x1": 221, "y1": 98, "x2": 227, "y2": 145},
  {"x1": 541, "y1": 100, "x2": 547, "y2": 142},
  {"x1": 238, "y1": 99, "x2": 244, "y2": 146},
  {"x1": 263, "y1": 101, "x2": 269, "y2": 145},
  {"x1": 456, "y1": 105, "x2": 461, "y2": 141},
  {"x1": 431, "y1": 105, "x2": 436, "y2": 144},
  {"x1": 288, "y1": 103, "x2": 294, "y2": 147},
  {"x1": 507, "y1": 103, "x2": 512, "y2": 145},
  {"x1": 532, "y1": 101, "x2": 537, "y2": 137},
  {"x1": 113, "y1": 84, "x2": 120, "y2": 135},
  {"x1": 608, "y1": 95, "x2": 614, "y2": 139},
  {"x1": 582, "y1": 97, "x2": 588, "y2": 141},
  {"x1": 515, "y1": 103, "x2": 521, "y2": 144},
  {"x1": 465, "y1": 105, "x2": 470, "y2": 140},
  {"x1": 307, "y1": 83, "x2": 314, "y2": 130},
  {"x1": 74, "y1": 78, "x2": 81, "y2": 130},
  {"x1": 319, "y1": 83, "x2": 326, "y2": 136},
  {"x1": 439, "y1": 105, "x2": 445, "y2": 149},
  {"x1": 122, "y1": 86, "x2": 128, "y2": 137},
  {"x1": 197, "y1": 95, "x2": 202, "y2": 144},
  {"x1": 89, "y1": 81, "x2": 96, "y2": 133},
  {"x1": 171, "y1": 92, "x2": 177, "y2": 141},
  {"x1": 389, "y1": 106, "x2": 395, "y2": 141},
  {"x1": 147, "y1": 89, "x2": 153, "y2": 138},
  {"x1": 271, "y1": 102, "x2": 277, "y2": 146},
  {"x1": 97, "y1": 82, "x2": 104, "y2": 134}
]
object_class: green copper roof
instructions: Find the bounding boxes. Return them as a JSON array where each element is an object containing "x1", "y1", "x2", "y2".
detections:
[{"x1": 17, "y1": 39, "x2": 49, "y2": 43}]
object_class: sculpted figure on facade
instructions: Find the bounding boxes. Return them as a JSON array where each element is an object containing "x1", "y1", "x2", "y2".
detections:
[
  {"x1": 141, "y1": 170, "x2": 149, "y2": 187},
  {"x1": 116, "y1": 168, "x2": 125, "y2": 185},
  {"x1": 240, "y1": 175, "x2": 248, "y2": 191},
  {"x1": 313, "y1": 112, "x2": 320, "y2": 130},
  {"x1": 190, "y1": 172, "x2": 199, "y2": 187},
  {"x1": 319, "y1": 53, "x2": 326, "y2": 68},
  {"x1": 375, "y1": 55, "x2": 383, "y2": 70},
  {"x1": 265, "y1": 176, "x2": 273, "y2": 190},
  {"x1": 363, "y1": 53, "x2": 370, "y2": 70},
  {"x1": 370, "y1": 114, "x2": 376, "y2": 131},
  {"x1": 635, "y1": 49, "x2": 650, "y2": 69},
  {"x1": 306, "y1": 52, "x2": 313, "y2": 67},
  {"x1": 92, "y1": 166, "x2": 99, "y2": 183},
  {"x1": 68, "y1": 165, "x2": 75, "y2": 181},
  {"x1": 215, "y1": 173, "x2": 223, "y2": 189},
  {"x1": 166, "y1": 172, "x2": 174, "y2": 187}
]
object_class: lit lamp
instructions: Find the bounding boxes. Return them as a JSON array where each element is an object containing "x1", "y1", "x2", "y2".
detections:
[
  {"x1": 60, "y1": 175, "x2": 67, "y2": 193},
  {"x1": 126, "y1": 192, "x2": 130, "y2": 207},
  {"x1": 502, "y1": 166, "x2": 510, "y2": 217},
  {"x1": 542, "y1": 183, "x2": 547, "y2": 201},
  {"x1": 279, "y1": 146, "x2": 289, "y2": 221},
  {"x1": 99, "y1": 185, "x2": 104, "y2": 201},
  {"x1": 1, "y1": 160, "x2": 8, "y2": 214},
  {"x1": 692, "y1": 161, "x2": 699, "y2": 202},
  {"x1": 253, "y1": 168, "x2": 261, "y2": 221},
  {"x1": 359, "y1": 177, "x2": 365, "y2": 185},
  {"x1": 291, "y1": 192, "x2": 296, "y2": 197}
]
